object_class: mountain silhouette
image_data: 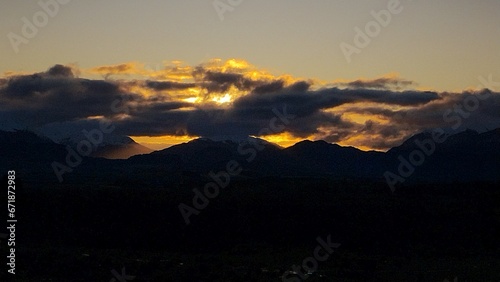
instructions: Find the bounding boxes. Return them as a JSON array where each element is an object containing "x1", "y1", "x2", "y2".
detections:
[
  {"x1": 39, "y1": 128, "x2": 153, "y2": 159},
  {"x1": 283, "y1": 140, "x2": 386, "y2": 178},
  {"x1": 1, "y1": 128, "x2": 499, "y2": 185},
  {"x1": 90, "y1": 139, "x2": 153, "y2": 159},
  {"x1": 386, "y1": 128, "x2": 500, "y2": 182}
]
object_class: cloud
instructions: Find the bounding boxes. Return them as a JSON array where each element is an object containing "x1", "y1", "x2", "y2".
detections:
[
  {"x1": 145, "y1": 80, "x2": 195, "y2": 91},
  {"x1": 1, "y1": 61, "x2": 500, "y2": 151},
  {"x1": 232, "y1": 87, "x2": 439, "y2": 119},
  {"x1": 46, "y1": 64, "x2": 75, "y2": 77},
  {"x1": 252, "y1": 80, "x2": 285, "y2": 94},
  {"x1": 90, "y1": 63, "x2": 140, "y2": 79},
  {"x1": 335, "y1": 74, "x2": 415, "y2": 90}
]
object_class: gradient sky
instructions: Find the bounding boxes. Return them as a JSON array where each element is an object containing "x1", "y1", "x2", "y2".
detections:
[{"x1": 1, "y1": 0, "x2": 499, "y2": 150}]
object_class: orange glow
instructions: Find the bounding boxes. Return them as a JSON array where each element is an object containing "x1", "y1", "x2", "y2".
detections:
[
  {"x1": 90, "y1": 62, "x2": 140, "y2": 77},
  {"x1": 82, "y1": 59, "x2": 425, "y2": 152},
  {"x1": 337, "y1": 137, "x2": 376, "y2": 152},
  {"x1": 223, "y1": 59, "x2": 250, "y2": 70},
  {"x1": 85, "y1": 115, "x2": 105, "y2": 120},
  {"x1": 337, "y1": 135, "x2": 389, "y2": 152},
  {"x1": 259, "y1": 132, "x2": 305, "y2": 148},
  {"x1": 330, "y1": 102, "x2": 406, "y2": 125},
  {"x1": 87, "y1": 58, "x2": 307, "y2": 102},
  {"x1": 212, "y1": 93, "x2": 232, "y2": 104},
  {"x1": 183, "y1": 97, "x2": 200, "y2": 103},
  {"x1": 130, "y1": 135, "x2": 198, "y2": 150},
  {"x1": 342, "y1": 112, "x2": 388, "y2": 125}
]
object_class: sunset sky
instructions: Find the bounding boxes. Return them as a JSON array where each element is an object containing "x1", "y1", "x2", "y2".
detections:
[{"x1": 1, "y1": 0, "x2": 499, "y2": 150}]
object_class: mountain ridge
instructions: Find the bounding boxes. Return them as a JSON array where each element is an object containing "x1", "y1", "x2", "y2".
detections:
[{"x1": 1, "y1": 128, "x2": 499, "y2": 185}]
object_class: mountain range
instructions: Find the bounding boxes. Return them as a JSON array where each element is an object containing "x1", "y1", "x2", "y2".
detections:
[{"x1": 1, "y1": 128, "x2": 499, "y2": 188}]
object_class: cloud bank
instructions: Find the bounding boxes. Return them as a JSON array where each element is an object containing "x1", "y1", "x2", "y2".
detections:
[{"x1": 1, "y1": 60, "x2": 499, "y2": 150}]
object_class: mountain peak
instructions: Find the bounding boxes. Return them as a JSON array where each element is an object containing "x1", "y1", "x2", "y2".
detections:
[
  {"x1": 191, "y1": 136, "x2": 280, "y2": 148},
  {"x1": 0, "y1": 129, "x2": 52, "y2": 144},
  {"x1": 292, "y1": 139, "x2": 337, "y2": 148}
]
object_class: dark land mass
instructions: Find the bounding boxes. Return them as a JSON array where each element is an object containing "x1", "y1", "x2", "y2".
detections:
[{"x1": 0, "y1": 129, "x2": 499, "y2": 281}]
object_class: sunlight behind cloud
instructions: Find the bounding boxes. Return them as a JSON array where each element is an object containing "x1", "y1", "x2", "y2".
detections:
[
  {"x1": 4, "y1": 59, "x2": 499, "y2": 152},
  {"x1": 212, "y1": 93, "x2": 232, "y2": 104},
  {"x1": 130, "y1": 135, "x2": 198, "y2": 151},
  {"x1": 259, "y1": 132, "x2": 305, "y2": 148},
  {"x1": 184, "y1": 97, "x2": 200, "y2": 103}
]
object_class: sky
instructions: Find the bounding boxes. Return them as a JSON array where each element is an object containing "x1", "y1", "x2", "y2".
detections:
[{"x1": 1, "y1": 0, "x2": 499, "y2": 150}]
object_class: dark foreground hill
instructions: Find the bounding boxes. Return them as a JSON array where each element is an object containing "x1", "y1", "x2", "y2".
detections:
[
  {"x1": 2, "y1": 178, "x2": 499, "y2": 281},
  {"x1": 1, "y1": 128, "x2": 500, "y2": 187},
  {"x1": 1, "y1": 129, "x2": 500, "y2": 281}
]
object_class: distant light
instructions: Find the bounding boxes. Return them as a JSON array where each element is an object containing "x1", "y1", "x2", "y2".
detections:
[{"x1": 86, "y1": 115, "x2": 105, "y2": 120}]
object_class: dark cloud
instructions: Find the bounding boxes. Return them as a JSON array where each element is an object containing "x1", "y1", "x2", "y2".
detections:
[
  {"x1": 199, "y1": 71, "x2": 257, "y2": 93},
  {"x1": 205, "y1": 71, "x2": 243, "y2": 85},
  {"x1": 46, "y1": 64, "x2": 74, "y2": 78},
  {"x1": 338, "y1": 89, "x2": 440, "y2": 106},
  {"x1": 145, "y1": 80, "x2": 195, "y2": 91},
  {"x1": 1, "y1": 64, "x2": 500, "y2": 151},
  {"x1": 338, "y1": 77, "x2": 415, "y2": 90},
  {"x1": 288, "y1": 81, "x2": 311, "y2": 92},
  {"x1": 192, "y1": 69, "x2": 277, "y2": 95},
  {"x1": 112, "y1": 110, "x2": 191, "y2": 136},
  {"x1": 232, "y1": 88, "x2": 439, "y2": 121},
  {"x1": 91, "y1": 63, "x2": 136, "y2": 79},
  {"x1": 1, "y1": 66, "x2": 136, "y2": 125},
  {"x1": 252, "y1": 80, "x2": 284, "y2": 94}
]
